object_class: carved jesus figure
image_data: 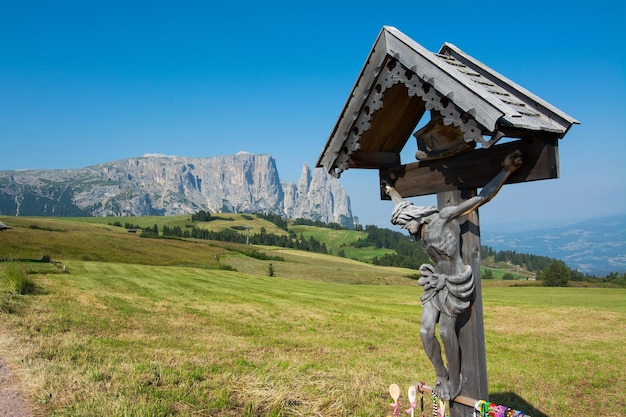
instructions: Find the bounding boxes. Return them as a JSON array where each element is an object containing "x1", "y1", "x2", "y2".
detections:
[{"x1": 383, "y1": 150, "x2": 522, "y2": 400}]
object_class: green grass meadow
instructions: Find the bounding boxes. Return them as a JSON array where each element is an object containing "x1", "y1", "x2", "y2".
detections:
[
  {"x1": 1, "y1": 216, "x2": 625, "y2": 416},
  {"x1": 288, "y1": 225, "x2": 391, "y2": 261}
]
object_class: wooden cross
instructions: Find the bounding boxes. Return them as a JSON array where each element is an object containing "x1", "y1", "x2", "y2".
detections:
[{"x1": 317, "y1": 26, "x2": 578, "y2": 417}]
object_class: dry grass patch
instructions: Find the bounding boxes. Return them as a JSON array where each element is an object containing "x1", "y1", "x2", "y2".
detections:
[{"x1": 482, "y1": 288, "x2": 626, "y2": 416}]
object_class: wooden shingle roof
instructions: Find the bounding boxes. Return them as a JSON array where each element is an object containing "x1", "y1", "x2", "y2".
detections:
[{"x1": 317, "y1": 26, "x2": 579, "y2": 179}]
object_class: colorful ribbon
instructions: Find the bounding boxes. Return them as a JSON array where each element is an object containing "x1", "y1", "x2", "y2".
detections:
[
  {"x1": 390, "y1": 400, "x2": 403, "y2": 417},
  {"x1": 473, "y1": 399, "x2": 529, "y2": 417}
]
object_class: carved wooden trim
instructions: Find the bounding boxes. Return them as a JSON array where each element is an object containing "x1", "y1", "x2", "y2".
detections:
[
  {"x1": 383, "y1": 59, "x2": 485, "y2": 143},
  {"x1": 328, "y1": 56, "x2": 490, "y2": 177}
]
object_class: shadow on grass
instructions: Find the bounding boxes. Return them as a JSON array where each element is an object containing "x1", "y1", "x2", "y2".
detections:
[{"x1": 490, "y1": 392, "x2": 549, "y2": 417}]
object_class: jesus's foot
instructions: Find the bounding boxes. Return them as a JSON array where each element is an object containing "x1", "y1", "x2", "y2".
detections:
[
  {"x1": 433, "y1": 377, "x2": 462, "y2": 401},
  {"x1": 432, "y1": 378, "x2": 448, "y2": 399},
  {"x1": 447, "y1": 377, "x2": 462, "y2": 401}
]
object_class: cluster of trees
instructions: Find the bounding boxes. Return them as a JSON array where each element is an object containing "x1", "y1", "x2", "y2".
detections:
[
  {"x1": 138, "y1": 224, "x2": 160, "y2": 238},
  {"x1": 599, "y1": 271, "x2": 626, "y2": 286},
  {"x1": 140, "y1": 223, "x2": 330, "y2": 255},
  {"x1": 481, "y1": 247, "x2": 554, "y2": 272},
  {"x1": 537, "y1": 261, "x2": 626, "y2": 287},
  {"x1": 255, "y1": 213, "x2": 288, "y2": 231},
  {"x1": 292, "y1": 218, "x2": 345, "y2": 230},
  {"x1": 537, "y1": 260, "x2": 571, "y2": 287},
  {"x1": 482, "y1": 269, "x2": 515, "y2": 280},
  {"x1": 351, "y1": 225, "x2": 431, "y2": 269},
  {"x1": 480, "y1": 246, "x2": 625, "y2": 286},
  {"x1": 191, "y1": 210, "x2": 213, "y2": 222},
  {"x1": 109, "y1": 221, "x2": 142, "y2": 230}
]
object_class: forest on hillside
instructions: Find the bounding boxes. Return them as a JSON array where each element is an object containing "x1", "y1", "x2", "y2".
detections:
[{"x1": 111, "y1": 211, "x2": 625, "y2": 285}]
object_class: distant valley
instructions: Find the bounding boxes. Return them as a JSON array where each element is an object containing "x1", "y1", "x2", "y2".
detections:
[{"x1": 482, "y1": 214, "x2": 626, "y2": 276}]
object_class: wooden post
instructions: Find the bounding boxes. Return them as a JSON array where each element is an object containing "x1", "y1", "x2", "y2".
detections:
[{"x1": 438, "y1": 189, "x2": 488, "y2": 417}]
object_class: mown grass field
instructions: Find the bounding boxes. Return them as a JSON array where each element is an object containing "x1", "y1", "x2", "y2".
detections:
[{"x1": 1, "y1": 216, "x2": 625, "y2": 416}]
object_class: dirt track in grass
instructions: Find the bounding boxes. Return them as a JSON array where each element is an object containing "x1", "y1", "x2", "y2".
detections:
[{"x1": 0, "y1": 356, "x2": 36, "y2": 417}]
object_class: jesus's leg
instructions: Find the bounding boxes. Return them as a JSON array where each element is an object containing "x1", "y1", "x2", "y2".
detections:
[
  {"x1": 420, "y1": 302, "x2": 448, "y2": 396},
  {"x1": 438, "y1": 312, "x2": 462, "y2": 400}
]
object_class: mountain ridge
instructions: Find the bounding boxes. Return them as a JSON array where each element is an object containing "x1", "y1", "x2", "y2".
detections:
[{"x1": 0, "y1": 153, "x2": 354, "y2": 227}]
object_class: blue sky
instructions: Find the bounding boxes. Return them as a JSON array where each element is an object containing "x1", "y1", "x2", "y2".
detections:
[{"x1": 1, "y1": 0, "x2": 624, "y2": 229}]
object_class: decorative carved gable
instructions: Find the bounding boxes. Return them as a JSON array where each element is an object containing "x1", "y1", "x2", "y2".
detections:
[{"x1": 317, "y1": 26, "x2": 579, "y2": 184}]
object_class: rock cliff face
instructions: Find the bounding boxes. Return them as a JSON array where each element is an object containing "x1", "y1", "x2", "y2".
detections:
[
  {"x1": 0, "y1": 153, "x2": 354, "y2": 227},
  {"x1": 282, "y1": 164, "x2": 353, "y2": 227}
]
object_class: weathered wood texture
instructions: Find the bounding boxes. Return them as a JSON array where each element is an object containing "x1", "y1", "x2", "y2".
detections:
[
  {"x1": 438, "y1": 42, "x2": 576, "y2": 134},
  {"x1": 358, "y1": 82, "x2": 426, "y2": 154},
  {"x1": 439, "y1": 190, "x2": 488, "y2": 417},
  {"x1": 379, "y1": 135, "x2": 558, "y2": 199}
]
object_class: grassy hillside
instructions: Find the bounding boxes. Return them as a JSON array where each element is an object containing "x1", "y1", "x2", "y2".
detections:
[
  {"x1": 0, "y1": 215, "x2": 538, "y2": 281},
  {"x1": 288, "y1": 224, "x2": 395, "y2": 262},
  {"x1": 1, "y1": 216, "x2": 624, "y2": 416},
  {"x1": 0, "y1": 215, "x2": 227, "y2": 267},
  {"x1": 0, "y1": 216, "x2": 408, "y2": 284},
  {"x1": 68, "y1": 213, "x2": 291, "y2": 236}
]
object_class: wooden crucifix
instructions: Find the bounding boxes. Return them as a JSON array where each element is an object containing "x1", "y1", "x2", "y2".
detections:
[
  {"x1": 382, "y1": 149, "x2": 522, "y2": 402},
  {"x1": 317, "y1": 26, "x2": 578, "y2": 417}
]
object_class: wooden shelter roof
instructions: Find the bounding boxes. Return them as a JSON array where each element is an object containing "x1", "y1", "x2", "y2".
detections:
[{"x1": 317, "y1": 26, "x2": 579, "y2": 178}]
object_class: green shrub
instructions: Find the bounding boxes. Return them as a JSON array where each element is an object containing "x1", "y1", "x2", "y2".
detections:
[
  {"x1": 5, "y1": 262, "x2": 36, "y2": 295},
  {"x1": 219, "y1": 264, "x2": 237, "y2": 271}
]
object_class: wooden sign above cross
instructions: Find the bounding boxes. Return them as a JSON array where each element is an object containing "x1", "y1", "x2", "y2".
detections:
[{"x1": 317, "y1": 26, "x2": 578, "y2": 417}]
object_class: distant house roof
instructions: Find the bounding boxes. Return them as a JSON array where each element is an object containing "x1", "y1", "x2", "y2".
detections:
[{"x1": 317, "y1": 26, "x2": 579, "y2": 178}]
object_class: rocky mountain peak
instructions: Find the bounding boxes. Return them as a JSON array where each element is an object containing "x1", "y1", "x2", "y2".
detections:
[{"x1": 0, "y1": 153, "x2": 354, "y2": 227}]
